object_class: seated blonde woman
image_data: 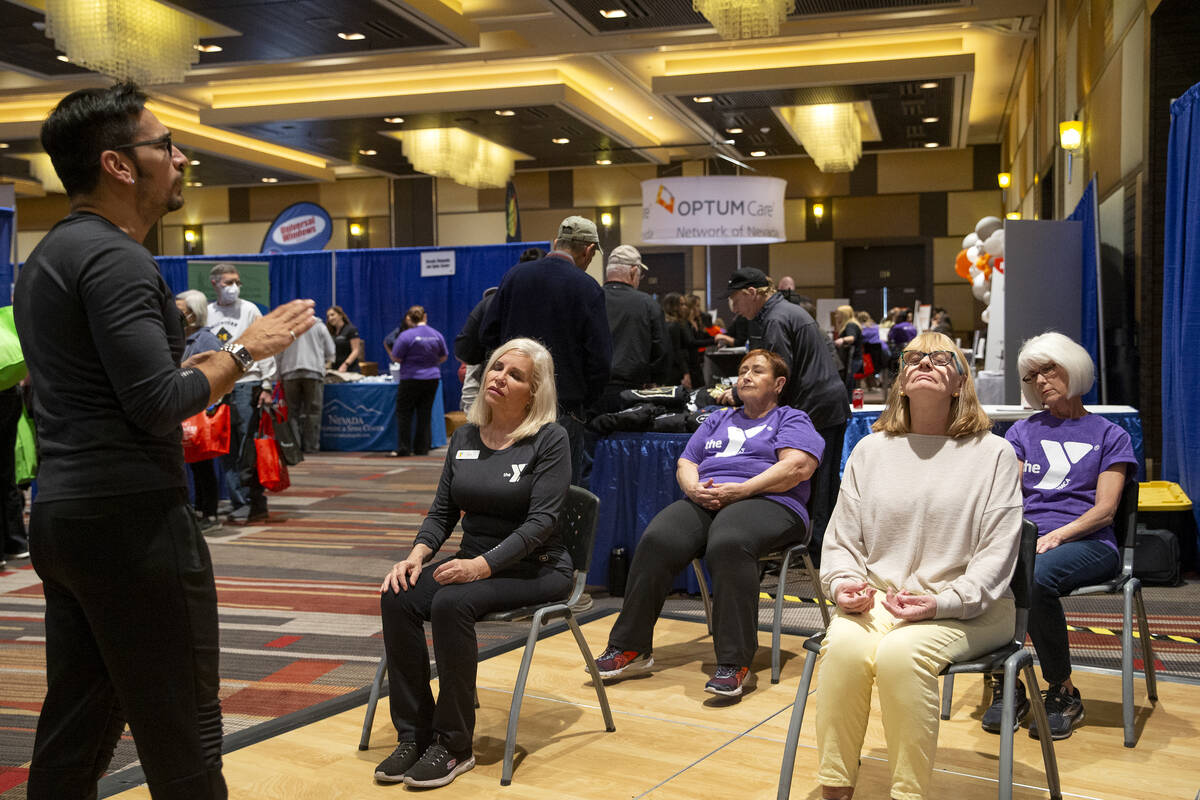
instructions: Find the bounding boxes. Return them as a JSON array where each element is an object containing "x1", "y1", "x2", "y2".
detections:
[{"x1": 816, "y1": 331, "x2": 1023, "y2": 800}]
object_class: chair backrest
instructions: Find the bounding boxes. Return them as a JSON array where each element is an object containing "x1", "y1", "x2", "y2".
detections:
[
  {"x1": 1114, "y1": 480, "x2": 1139, "y2": 576},
  {"x1": 1009, "y1": 518, "x2": 1039, "y2": 645},
  {"x1": 560, "y1": 485, "x2": 600, "y2": 575}
]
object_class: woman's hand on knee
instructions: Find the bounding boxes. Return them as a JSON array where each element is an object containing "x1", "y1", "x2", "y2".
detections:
[
  {"x1": 834, "y1": 581, "x2": 876, "y2": 614},
  {"x1": 433, "y1": 556, "x2": 492, "y2": 585},
  {"x1": 381, "y1": 559, "x2": 422, "y2": 593},
  {"x1": 880, "y1": 589, "x2": 937, "y2": 622}
]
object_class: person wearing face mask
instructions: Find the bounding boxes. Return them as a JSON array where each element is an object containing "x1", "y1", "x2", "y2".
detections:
[
  {"x1": 176, "y1": 290, "x2": 223, "y2": 530},
  {"x1": 207, "y1": 263, "x2": 276, "y2": 524}
]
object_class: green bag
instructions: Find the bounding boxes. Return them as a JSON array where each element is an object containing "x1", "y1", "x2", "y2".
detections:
[
  {"x1": 15, "y1": 406, "x2": 36, "y2": 486},
  {"x1": 0, "y1": 306, "x2": 26, "y2": 391}
]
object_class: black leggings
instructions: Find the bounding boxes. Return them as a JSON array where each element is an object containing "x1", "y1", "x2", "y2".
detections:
[
  {"x1": 395, "y1": 379, "x2": 439, "y2": 455},
  {"x1": 607, "y1": 497, "x2": 803, "y2": 666},
  {"x1": 380, "y1": 559, "x2": 571, "y2": 754}
]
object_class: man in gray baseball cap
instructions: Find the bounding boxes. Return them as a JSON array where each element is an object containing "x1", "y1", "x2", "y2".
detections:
[{"x1": 598, "y1": 245, "x2": 666, "y2": 413}]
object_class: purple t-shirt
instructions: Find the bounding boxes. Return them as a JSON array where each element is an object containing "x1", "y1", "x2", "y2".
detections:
[
  {"x1": 680, "y1": 405, "x2": 824, "y2": 523},
  {"x1": 1005, "y1": 411, "x2": 1136, "y2": 551},
  {"x1": 391, "y1": 325, "x2": 447, "y2": 380}
]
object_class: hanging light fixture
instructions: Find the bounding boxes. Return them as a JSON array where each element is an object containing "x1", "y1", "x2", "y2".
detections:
[
  {"x1": 44, "y1": 0, "x2": 199, "y2": 85},
  {"x1": 777, "y1": 103, "x2": 863, "y2": 173},
  {"x1": 397, "y1": 128, "x2": 526, "y2": 189},
  {"x1": 693, "y1": 0, "x2": 793, "y2": 40}
]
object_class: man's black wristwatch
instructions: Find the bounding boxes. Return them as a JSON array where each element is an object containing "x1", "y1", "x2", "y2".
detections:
[{"x1": 221, "y1": 342, "x2": 254, "y2": 373}]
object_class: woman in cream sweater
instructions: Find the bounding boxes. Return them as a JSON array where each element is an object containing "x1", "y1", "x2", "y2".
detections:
[{"x1": 815, "y1": 331, "x2": 1023, "y2": 800}]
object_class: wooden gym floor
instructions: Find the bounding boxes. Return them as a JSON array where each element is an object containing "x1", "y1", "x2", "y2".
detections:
[{"x1": 111, "y1": 616, "x2": 1200, "y2": 800}]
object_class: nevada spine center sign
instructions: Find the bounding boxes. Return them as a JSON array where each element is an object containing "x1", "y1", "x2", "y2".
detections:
[{"x1": 641, "y1": 176, "x2": 787, "y2": 245}]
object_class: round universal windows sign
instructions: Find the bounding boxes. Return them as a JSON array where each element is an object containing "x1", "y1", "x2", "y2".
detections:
[
  {"x1": 641, "y1": 176, "x2": 787, "y2": 245},
  {"x1": 261, "y1": 202, "x2": 333, "y2": 253}
]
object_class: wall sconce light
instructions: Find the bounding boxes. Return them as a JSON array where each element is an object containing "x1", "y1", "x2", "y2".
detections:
[
  {"x1": 811, "y1": 202, "x2": 825, "y2": 225},
  {"x1": 183, "y1": 226, "x2": 202, "y2": 255},
  {"x1": 1059, "y1": 120, "x2": 1083, "y2": 182},
  {"x1": 1005, "y1": 212, "x2": 1022, "y2": 220},
  {"x1": 997, "y1": 172, "x2": 1011, "y2": 189},
  {"x1": 348, "y1": 219, "x2": 368, "y2": 247},
  {"x1": 600, "y1": 211, "x2": 614, "y2": 228}
]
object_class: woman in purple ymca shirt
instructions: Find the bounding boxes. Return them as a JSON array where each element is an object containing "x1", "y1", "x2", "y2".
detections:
[
  {"x1": 990, "y1": 332, "x2": 1136, "y2": 741},
  {"x1": 390, "y1": 305, "x2": 448, "y2": 457}
]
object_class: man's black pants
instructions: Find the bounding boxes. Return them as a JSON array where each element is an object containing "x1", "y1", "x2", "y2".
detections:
[{"x1": 28, "y1": 489, "x2": 226, "y2": 800}]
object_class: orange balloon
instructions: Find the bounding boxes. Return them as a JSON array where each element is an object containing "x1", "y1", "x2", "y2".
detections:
[
  {"x1": 976, "y1": 253, "x2": 992, "y2": 280},
  {"x1": 955, "y1": 249, "x2": 972, "y2": 280}
]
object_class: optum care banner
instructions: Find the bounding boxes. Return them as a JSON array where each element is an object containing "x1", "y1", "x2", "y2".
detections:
[{"x1": 641, "y1": 176, "x2": 787, "y2": 245}]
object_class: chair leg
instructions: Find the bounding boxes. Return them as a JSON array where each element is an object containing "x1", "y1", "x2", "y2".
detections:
[
  {"x1": 997, "y1": 660, "x2": 1021, "y2": 800},
  {"x1": 800, "y1": 550, "x2": 830, "y2": 629},
  {"x1": 1133, "y1": 583, "x2": 1158, "y2": 701},
  {"x1": 692, "y1": 559, "x2": 713, "y2": 636},
  {"x1": 777, "y1": 649, "x2": 818, "y2": 800},
  {"x1": 567, "y1": 610, "x2": 616, "y2": 733},
  {"x1": 359, "y1": 655, "x2": 387, "y2": 751},
  {"x1": 939, "y1": 673, "x2": 955, "y2": 720},
  {"x1": 771, "y1": 549, "x2": 793, "y2": 683},
  {"x1": 500, "y1": 610, "x2": 546, "y2": 786},
  {"x1": 1021, "y1": 660, "x2": 1062, "y2": 800},
  {"x1": 1121, "y1": 579, "x2": 1138, "y2": 747}
]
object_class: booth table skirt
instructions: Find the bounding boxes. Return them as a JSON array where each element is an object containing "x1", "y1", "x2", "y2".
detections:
[
  {"x1": 589, "y1": 406, "x2": 1145, "y2": 593},
  {"x1": 319, "y1": 381, "x2": 447, "y2": 452}
]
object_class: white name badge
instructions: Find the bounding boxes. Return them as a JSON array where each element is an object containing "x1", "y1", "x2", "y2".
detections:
[{"x1": 456, "y1": 450, "x2": 480, "y2": 460}]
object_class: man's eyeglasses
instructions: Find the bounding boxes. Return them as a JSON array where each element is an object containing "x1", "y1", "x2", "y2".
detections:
[
  {"x1": 114, "y1": 132, "x2": 173, "y2": 154},
  {"x1": 901, "y1": 350, "x2": 957, "y2": 368},
  {"x1": 1021, "y1": 363, "x2": 1058, "y2": 383}
]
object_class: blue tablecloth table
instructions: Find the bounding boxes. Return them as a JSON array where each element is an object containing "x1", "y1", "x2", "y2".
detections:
[{"x1": 320, "y1": 380, "x2": 447, "y2": 452}]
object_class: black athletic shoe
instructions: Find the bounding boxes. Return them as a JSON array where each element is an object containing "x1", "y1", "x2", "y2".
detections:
[
  {"x1": 402, "y1": 743, "x2": 475, "y2": 788},
  {"x1": 981, "y1": 673, "x2": 1030, "y2": 733},
  {"x1": 1029, "y1": 683, "x2": 1085, "y2": 740},
  {"x1": 374, "y1": 741, "x2": 421, "y2": 783}
]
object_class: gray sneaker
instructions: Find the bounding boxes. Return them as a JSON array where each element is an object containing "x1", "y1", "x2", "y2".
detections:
[
  {"x1": 402, "y1": 743, "x2": 475, "y2": 788},
  {"x1": 1029, "y1": 683, "x2": 1085, "y2": 740},
  {"x1": 981, "y1": 673, "x2": 1030, "y2": 733}
]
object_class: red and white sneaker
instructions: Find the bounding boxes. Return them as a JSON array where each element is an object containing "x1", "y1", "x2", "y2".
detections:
[
  {"x1": 704, "y1": 665, "x2": 751, "y2": 697},
  {"x1": 591, "y1": 646, "x2": 654, "y2": 679}
]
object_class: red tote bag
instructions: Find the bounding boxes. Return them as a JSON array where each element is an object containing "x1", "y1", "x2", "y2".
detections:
[
  {"x1": 254, "y1": 411, "x2": 291, "y2": 492},
  {"x1": 182, "y1": 403, "x2": 230, "y2": 463}
]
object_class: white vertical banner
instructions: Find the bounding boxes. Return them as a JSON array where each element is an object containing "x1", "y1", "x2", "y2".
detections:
[{"x1": 641, "y1": 176, "x2": 787, "y2": 245}]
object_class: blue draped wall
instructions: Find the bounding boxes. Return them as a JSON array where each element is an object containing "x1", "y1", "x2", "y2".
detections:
[
  {"x1": 0, "y1": 207, "x2": 13, "y2": 301},
  {"x1": 1068, "y1": 178, "x2": 1101, "y2": 404},
  {"x1": 1162, "y1": 82, "x2": 1200, "y2": 539},
  {"x1": 156, "y1": 251, "x2": 335, "y2": 313}
]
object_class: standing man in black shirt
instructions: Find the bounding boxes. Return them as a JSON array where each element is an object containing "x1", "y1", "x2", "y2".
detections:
[
  {"x1": 596, "y1": 244, "x2": 667, "y2": 413},
  {"x1": 14, "y1": 82, "x2": 315, "y2": 800}
]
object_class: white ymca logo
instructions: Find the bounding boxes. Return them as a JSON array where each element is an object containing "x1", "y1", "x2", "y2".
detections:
[
  {"x1": 1031, "y1": 440, "x2": 1096, "y2": 490},
  {"x1": 508, "y1": 463, "x2": 528, "y2": 483},
  {"x1": 713, "y1": 424, "x2": 768, "y2": 457}
]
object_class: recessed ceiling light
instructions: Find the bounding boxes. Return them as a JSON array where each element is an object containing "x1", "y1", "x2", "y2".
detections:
[
  {"x1": 551, "y1": 137, "x2": 570, "y2": 144},
  {"x1": 193, "y1": 44, "x2": 223, "y2": 53},
  {"x1": 920, "y1": 81, "x2": 938, "y2": 89},
  {"x1": 607, "y1": 86, "x2": 615, "y2": 91},
  {"x1": 922, "y1": 116, "x2": 939, "y2": 123},
  {"x1": 726, "y1": 127, "x2": 743, "y2": 134},
  {"x1": 595, "y1": 158, "x2": 612, "y2": 165},
  {"x1": 56, "y1": 54, "x2": 70, "y2": 62},
  {"x1": 0, "y1": 143, "x2": 9, "y2": 149},
  {"x1": 384, "y1": 117, "x2": 404, "y2": 124},
  {"x1": 693, "y1": 96, "x2": 713, "y2": 103},
  {"x1": 599, "y1": 9, "x2": 628, "y2": 18},
  {"x1": 647, "y1": 115, "x2": 653, "y2": 120},
  {"x1": 338, "y1": 32, "x2": 365, "y2": 40},
  {"x1": 724, "y1": 139, "x2": 735, "y2": 144},
  {"x1": 924, "y1": 142, "x2": 939, "y2": 148},
  {"x1": 358, "y1": 148, "x2": 377, "y2": 156},
  {"x1": 261, "y1": 177, "x2": 279, "y2": 183},
  {"x1": 494, "y1": 109, "x2": 515, "y2": 117},
  {"x1": 189, "y1": 159, "x2": 200, "y2": 165},
  {"x1": 750, "y1": 150, "x2": 766, "y2": 157},
  {"x1": 186, "y1": 181, "x2": 203, "y2": 187},
  {"x1": 759, "y1": 126, "x2": 771, "y2": 133}
]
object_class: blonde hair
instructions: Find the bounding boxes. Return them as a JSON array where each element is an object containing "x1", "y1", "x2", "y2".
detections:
[
  {"x1": 1016, "y1": 331, "x2": 1095, "y2": 408},
  {"x1": 466, "y1": 338, "x2": 559, "y2": 441},
  {"x1": 833, "y1": 304, "x2": 855, "y2": 333},
  {"x1": 873, "y1": 331, "x2": 991, "y2": 438}
]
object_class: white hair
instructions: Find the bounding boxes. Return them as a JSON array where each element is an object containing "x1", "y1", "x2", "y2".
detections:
[
  {"x1": 466, "y1": 338, "x2": 559, "y2": 442},
  {"x1": 175, "y1": 289, "x2": 209, "y2": 326},
  {"x1": 1016, "y1": 331, "x2": 1095, "y2": 407}
]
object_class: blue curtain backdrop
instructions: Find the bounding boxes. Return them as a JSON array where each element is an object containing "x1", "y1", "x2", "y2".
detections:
[
  {"x1": 0, "y1": 207, "x2": 13, "y2": 301},
  {"x1": 1068, "y1": 178, "x2": 1100, "y2": 403},
  {"x1": 156, "y1": 251, "x2": 335, "y2": 313},
  {"x1": 1162, "y1": 82, "x2": 1200, "y2": 541},
  {"x1": 334, "y1": 242, "x2": 548, "y2": 412}
]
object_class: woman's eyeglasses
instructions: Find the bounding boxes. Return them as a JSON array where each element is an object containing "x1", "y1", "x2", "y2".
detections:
[
  {"x1": 1021, "y1": 363, "x2": 1058, "y2": 383},
  {"x1": 901, "y1": 350, "x2": 955, "y2": 368}
]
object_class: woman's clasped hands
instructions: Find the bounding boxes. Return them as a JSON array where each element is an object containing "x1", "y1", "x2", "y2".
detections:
[{"x1": 833, "y1": 581, "x2": 937, "y2": 622}]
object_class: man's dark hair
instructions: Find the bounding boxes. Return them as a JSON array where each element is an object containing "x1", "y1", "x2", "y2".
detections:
[
  {"x1": 519, "y1": 247, "x2": 545, "y2": 262},
  {"x1": 40, "y1": 81, "x2": 148, "y2": 197}
]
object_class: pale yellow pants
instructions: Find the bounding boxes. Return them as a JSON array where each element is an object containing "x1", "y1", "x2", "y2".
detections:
[{"x1": 814, "y1": 593, "x2": 1014, "y2": 800}]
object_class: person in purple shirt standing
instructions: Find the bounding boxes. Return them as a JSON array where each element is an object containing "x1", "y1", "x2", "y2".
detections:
[
  {"x1": 591, "y1": 349, "x2": 823, "y2": 698},
  {"x1": 986, "y1": 332, "x2": 1136, "y2": 740},
  {"x1": 390, "y1": 306, "x2": 448, "y2": 457}
]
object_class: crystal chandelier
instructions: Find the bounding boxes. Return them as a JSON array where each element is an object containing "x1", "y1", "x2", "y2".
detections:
[
  {"x1": 44, "y1": 0, "x2": 199, "y2": 85},
  {"x1": 693, "y1": 0, "x2": 794, "y2": 40},
  {"x1": 777, "y1": 103, "x2": 863, "y2": 173},
  {"x1": 398, "y1": 128, "x2": 524, "y2": 189}
]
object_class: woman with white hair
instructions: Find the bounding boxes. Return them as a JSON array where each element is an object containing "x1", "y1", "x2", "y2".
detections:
[
  {"x1": 176, "y1": 290, "x2": 223, "y2": 530},
  {"x1": 978, "y1": 332, "x2": 1136, "y2": 741},
  {"x1": 375, "y1": 338, "x2": 572, "y2": 789}
]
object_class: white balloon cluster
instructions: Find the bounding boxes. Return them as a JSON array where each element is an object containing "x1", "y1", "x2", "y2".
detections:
[{"x1": 955, "y1": 216, "x2": 1005, "y2": 324}]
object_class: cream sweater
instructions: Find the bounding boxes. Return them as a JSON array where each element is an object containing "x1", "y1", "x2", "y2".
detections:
[{"x1": 820, "y1": 431, "x2": 1023, "y2": 620}]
